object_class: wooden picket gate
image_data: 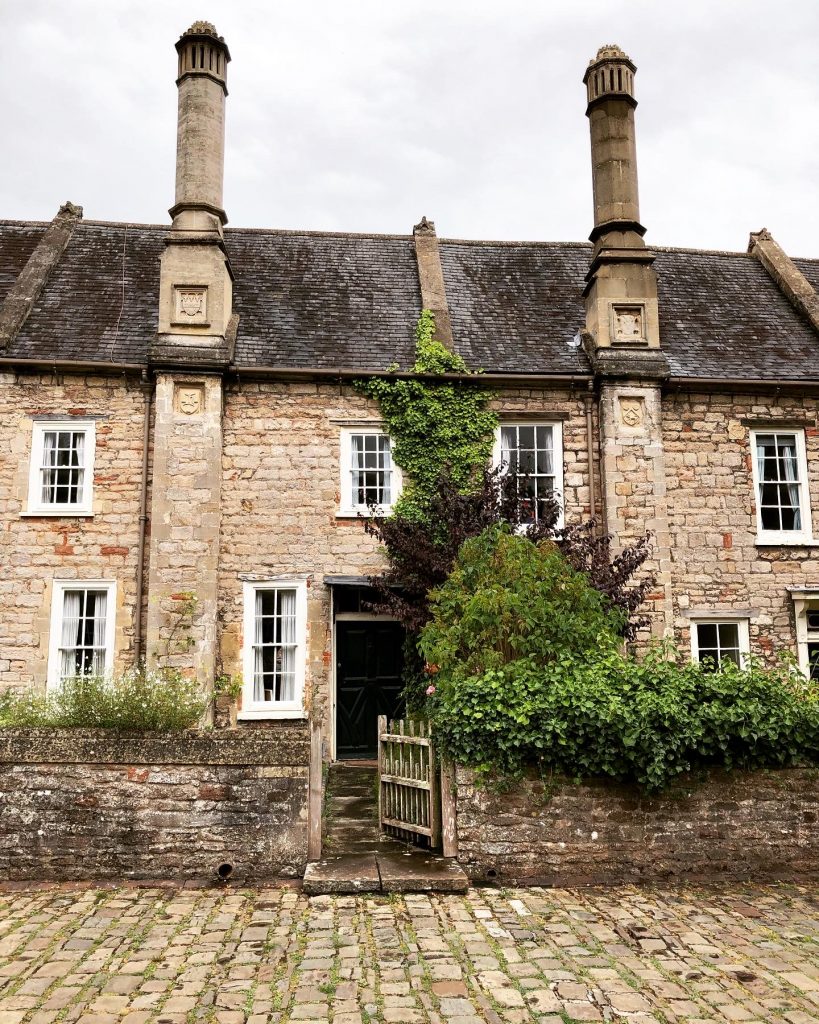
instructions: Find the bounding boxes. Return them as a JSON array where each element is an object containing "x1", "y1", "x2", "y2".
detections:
[{"x1": 377, "y1": 716, "x2": 457, "y2": 854}]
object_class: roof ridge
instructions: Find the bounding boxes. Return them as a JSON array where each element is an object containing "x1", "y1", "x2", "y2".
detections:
[
  {"x1": 225, "y1": 226, "x2": 413, "y2": 241},
  {"x1": 438, "y1": 237, "x2": 592, "y2": 249}
]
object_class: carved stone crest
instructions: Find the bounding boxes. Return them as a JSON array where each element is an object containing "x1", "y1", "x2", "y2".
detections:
[
  {"x1": 619, "y1": 397, "x2": 644, "y2": 427},
  {"x1": 611, "y1": 303, "x2": 645, "y2": 343},
  {"x1": 175, "y1": 384, "x2": 204, "y2": 416},
  {"x1": 173, "y1": 285, "x2": 208, "y2": 325}
]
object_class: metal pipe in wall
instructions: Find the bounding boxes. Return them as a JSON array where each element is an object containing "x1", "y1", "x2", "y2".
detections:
[
  {"x1": 133, "y1": 372, "x2": 154, "y2": 665},
  {"x1": 584, "y1": 383, "x2": 597, "y2": 527}
]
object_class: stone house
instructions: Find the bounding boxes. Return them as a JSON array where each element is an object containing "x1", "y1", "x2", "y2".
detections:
[{"x1": 1, "y1": 24, "x2": 818, "y2": 763}]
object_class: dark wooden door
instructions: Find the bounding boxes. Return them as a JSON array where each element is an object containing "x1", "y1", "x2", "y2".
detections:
[{"x1": 336, "y1": 621, "x2": 405, "y2": 760}]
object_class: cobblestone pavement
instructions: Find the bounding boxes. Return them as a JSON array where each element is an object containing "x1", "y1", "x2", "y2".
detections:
[{"x1": 1, "y1": 883, "x2": 819, "y2": 1024}]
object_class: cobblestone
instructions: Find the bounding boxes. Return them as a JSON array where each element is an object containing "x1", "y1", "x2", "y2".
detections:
[{"x1": 0, "y1": 884, "x2": 819, "y2": 1023}]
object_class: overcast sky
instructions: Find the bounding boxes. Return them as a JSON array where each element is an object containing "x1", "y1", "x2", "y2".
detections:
[{"x1": 2, "y1": 0, "x2": 817, "y2": 256}]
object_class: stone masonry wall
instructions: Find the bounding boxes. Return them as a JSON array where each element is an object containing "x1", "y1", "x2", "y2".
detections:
[
  {"x1": 0, "y1": 372, "x2": 148, "y2": 690},
  {"x1": 0, "y1": 727, "x2": 309, "y2": 881},
  {"x1": 455, "y1": 765, "x2": 819, "y2": 886},
  {"x1": 146, "y1": 374, "x2": 222, "y2": 688},
  {"x1": 218, "y1": 380, "x2": 595, "y2": 742},
  {"x1": 662, "y1": 391, "x2": 819, "y2": 657}
]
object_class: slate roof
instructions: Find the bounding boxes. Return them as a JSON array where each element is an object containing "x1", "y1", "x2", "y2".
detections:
[
  {"x1": 0, "y1": 218, "x2": 816, "y2": 381},
  {"x1": 795, "y1": 257, "x2": 819, "y2": 294}
]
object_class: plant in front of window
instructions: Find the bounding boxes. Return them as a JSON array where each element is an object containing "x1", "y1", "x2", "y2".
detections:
[
  {"x1": 364, "y1": 465, "x2": 653, "y2": 706},
  {"x1": 0, "y1": 669, "x2": 208, "y2": 731},
  {"x1": 419, "y1": 524, "x2": 819, "y2": 791}
]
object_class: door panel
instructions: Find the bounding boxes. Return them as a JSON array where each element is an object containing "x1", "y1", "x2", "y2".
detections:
[{"x1": 336, "y1": 620, "x2": 405, "y2": 759}]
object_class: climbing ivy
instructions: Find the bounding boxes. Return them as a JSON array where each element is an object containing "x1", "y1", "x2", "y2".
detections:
[{"x1": 355, "y1": 310, "x2": 497, "y2": 522}]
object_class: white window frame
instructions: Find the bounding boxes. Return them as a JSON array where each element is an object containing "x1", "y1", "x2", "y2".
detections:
[
  {"x1": 47, "y1": 580, "x2": 116, "y2": 692},
  {"x1": 240, "y1": 580, "x2": 308, "y2": 719},
  {"x1": 750, "y1": 428, "x2": 813, "y2": 545},
  {"x1": 26, "y1": 419, "x2": 96, "y2": 516},
  {"x1": 791, "y1": 590, "x2": 819, "y2": 681},
  {"x1": 492, "y1": 421, "x2": 564, "y2": 528},
  {"x1": 690, "y1": 617, "x2": 750, "y2": 670},
  {"x1": 338, "y1": 428, "x2": 402, "y2": 517}
]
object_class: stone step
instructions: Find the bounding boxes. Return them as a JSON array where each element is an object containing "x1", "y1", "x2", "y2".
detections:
[{"x1": 303, "y1": 851, "x2": 469, "y2": 895}]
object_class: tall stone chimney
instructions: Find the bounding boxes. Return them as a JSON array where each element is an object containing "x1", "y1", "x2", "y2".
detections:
[
  {"x1": 582, "y1": 46, "x2": 673, "y2": 643},
  {"x1": 171, "y1": 21, "x2": 231, "y2": 232},
  {"x1": 582, "y1": 45, "x2": 663, "y2": 365},
  {"x1": 151, "y1": 20, "x2": 235, "y2": 367},
  {"x1": 146, "y1": 22, "x2": 234, "y2": 700}
]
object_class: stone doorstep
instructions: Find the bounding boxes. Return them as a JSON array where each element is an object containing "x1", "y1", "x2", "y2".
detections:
[{"x1": 302, "y1": 851, "x2": 469, "y2": 895}]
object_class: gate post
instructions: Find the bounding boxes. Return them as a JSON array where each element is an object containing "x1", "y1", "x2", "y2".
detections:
[
  {"x1": 307, "y1": 719, "x2": 322, "y2": 861},
  {"x1": 440, "y1": 760, "x2": 458, "y2": 858},
  {"x1": 377, "y1": 714, "x2": 387, "y2": 837}
]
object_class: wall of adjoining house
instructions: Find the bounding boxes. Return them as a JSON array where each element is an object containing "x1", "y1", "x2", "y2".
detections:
[
  {"x1": 0, "y1": 372, "x2": 149, "y2": 690},
  {"x1": 662, "y1": 390, "x2": 819, "y2": 657},
  {"x1": 0, "y1": 726, "x2": 309, "y2": 881},
  {"x1": 455, "y1": 765, "x2": 819, "y2": 885}
]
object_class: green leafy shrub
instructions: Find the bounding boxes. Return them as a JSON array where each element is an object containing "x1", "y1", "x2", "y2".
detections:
[
  {"x1": 421, "y1": 526, "x2": 819, "y2": 790},
  {"x1": 0, "y1": 668, "x2": 207, "y2": 731}
]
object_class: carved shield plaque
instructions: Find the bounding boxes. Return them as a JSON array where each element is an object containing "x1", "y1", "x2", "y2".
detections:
[
  {"x1": 173, "y1": 285, "x2": 208, "y2": 325},
  {"x1": 612, "y1": 304, "x2": 645, "y2": 343},
  {"x1": 619, "y1": 397, "x2": 644, "y2": 428}
]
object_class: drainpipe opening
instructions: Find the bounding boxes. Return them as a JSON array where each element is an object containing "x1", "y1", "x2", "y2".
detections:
[{"x1": 216, "y1": 862, "x2": 234, "y2": 883}]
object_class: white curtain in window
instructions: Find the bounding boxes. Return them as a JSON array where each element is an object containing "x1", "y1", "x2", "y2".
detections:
[
  {"x1": 780, "y1": 436, "x2": 801, "y2": 522},
  {"x1": 41, "y1": 431, "x2": 57, "y2": 503},
  {"x1": 279, "y1": 589, "x2": 296, "y2": 702},
  {"x1": 74, "y1": 431, "x2": 85, "y2": 502},
  {"x1": 60, "y1": 590, "x2": 81, "y2": 681},
  {"x1": 92, "y1": 591, "x2": 107, "y2": 675},
  {"x1": 350, "y1": 434, "x2": 363, "y2": 504},
  {"x1": 254, "y1": 590, "x2": 265, "y2": 702}
]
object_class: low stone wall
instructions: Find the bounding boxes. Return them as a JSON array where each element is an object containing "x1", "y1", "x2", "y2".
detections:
[
  {"x1": 0, "y1": 726, "x2": 310, "y2": 882},
  {"x1": 455, "y1": 765, "x2": 819, "y2": 886}
]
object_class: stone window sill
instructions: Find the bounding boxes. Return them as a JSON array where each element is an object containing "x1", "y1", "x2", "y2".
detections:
[
  {"x1": 236, "y1": 710, "x2": 308, "y2": 721},
  {"x1": 336, "y1": 509, "x2": 394, "y2": 520},
  {"x1": 20, "y1": 510, "x2": 94, "y2": 518},
  {"x1": 755, "y1": 539, "x2": 819, "y2": 548}
]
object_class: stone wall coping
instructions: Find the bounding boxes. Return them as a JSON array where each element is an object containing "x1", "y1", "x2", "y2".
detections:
[{"x1": 0, "y1": 726, "x2": 310, "y2": 766}]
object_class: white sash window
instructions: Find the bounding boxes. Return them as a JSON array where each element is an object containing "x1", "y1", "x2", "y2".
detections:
[
  {"x1": 751, "y1": 429, "x2": 812, "y2": 544},
  {"x1": 493, "y1": 423, "x2": 564, "y2": 526},
  {"x1": 27, "y1": 420, "x2": 95, "y2": 515},
  {"x1": 47, "y1": 581, "x2": 116, "y2": 690},
  {"x1": 338, "y1": 429, "x2": 402, "y2": 516},
  {"x1": 241, "y1": 580, "x2": 307, "y2": 718}
]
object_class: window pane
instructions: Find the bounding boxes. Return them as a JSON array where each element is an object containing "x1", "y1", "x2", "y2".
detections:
[
  {"x1": 40, "y1": 429, "x2": 86, "y2": 507},
  {"x1": 717, "y1": 623, "x2": 739, "y2": 649},
  {"x1": 809, "y1": 643, "x2": 819, "y2": 682},
  {"x1": 696, "y1": 623, "x2": 718, "y2": 648},
  {"x1": 499, "y1": 424, "x2": 559, "y2": 525},
  {"x1": 58, "y1": 588, "x2": 107, "y2": 682},
  {"x1": 349, "y1": 434, "x2": 392, "y2": 507},
  {"x1": 517, "y1": 426, "x2": 534, "y2": 450},
  {"x1": 252, "y1": 587, "x2": 298, "y2": 705}
]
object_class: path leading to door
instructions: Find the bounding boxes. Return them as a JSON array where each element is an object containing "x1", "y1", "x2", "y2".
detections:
[{"x1": 304, "y1": 762, "x2": 468, "y2": 894}]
